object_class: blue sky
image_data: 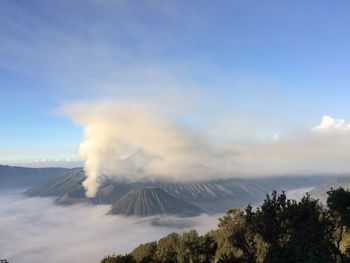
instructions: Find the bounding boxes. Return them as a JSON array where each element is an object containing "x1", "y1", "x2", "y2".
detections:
[{"x1": 1, "y1": 0, "x2": 350, "y2": 167}]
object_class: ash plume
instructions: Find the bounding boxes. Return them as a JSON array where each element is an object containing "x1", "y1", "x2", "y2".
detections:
[{"x1": 63, "y1": 101, "x2": 350, "y2": 198}]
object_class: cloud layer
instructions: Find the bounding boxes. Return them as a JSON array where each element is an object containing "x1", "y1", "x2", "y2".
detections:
[
  {"x1": 63, "y1": 101, "x2": 350, "y2": 197},
  {"x1": 0, "y1": 190, "x2": 218, "y2": 263}
]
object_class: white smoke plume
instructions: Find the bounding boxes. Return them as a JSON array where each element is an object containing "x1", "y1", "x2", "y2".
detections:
[
  {"x1": 64, "y1": 101, "x2": 237, "y2": 197},
  {"x1": 63, "y1": 101, "x2": 350, "y2": 197}
]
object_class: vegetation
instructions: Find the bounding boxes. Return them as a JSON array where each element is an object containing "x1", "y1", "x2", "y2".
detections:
[
  {"x1": 100, "y1": 187, "x2": 350, "y2": 263},
  {"x1": 100, "y1": 254, "x2": 136, "y2": 263}
]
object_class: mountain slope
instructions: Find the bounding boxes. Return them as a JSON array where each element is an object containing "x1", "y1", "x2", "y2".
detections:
[
  {"x1": 25, "y1": 166, "x2": 349, "y2": 213},
  {"x1": 310, "y1": 176, "x2": 350, "y2": 203},
  {"x1": 0, "y1": 165, "x2": 70, "y2": 188},
  {"x1": 139, "y1": 179, "x2": 238, "y2": 200},
  {"x1": 26, "y1": 169, "x2": 133, "y2": 204},
  {"x1": 26, "y1": 170, "x2": 267, "y2": 210},
  {"x1": 54, "y1": 183, "x2": 134, "y2": 205},
  {"x1": 109, "y1": 187, "x2": 203, "y2": 217},
  {"x1": 26, "y1": 168, "x2": 85, "y2": 197},
  {"x1": 137, "y1": 178, "x2": 267, "y2": 212}
]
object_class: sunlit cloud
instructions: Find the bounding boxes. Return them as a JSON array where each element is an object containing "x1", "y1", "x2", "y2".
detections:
[{"x1": 312, "y1": 115, "x2": 350, "y2": 134}]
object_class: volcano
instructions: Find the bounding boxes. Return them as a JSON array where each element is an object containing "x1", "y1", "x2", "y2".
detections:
[{"x1": 109, "y1": 187, "x2": 203, "y2": 217}]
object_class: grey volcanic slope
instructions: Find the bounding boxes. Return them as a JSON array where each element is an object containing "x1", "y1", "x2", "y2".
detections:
[
  {"x1": 109, "y1": 187, "x2": 203, "y2": 217},
  {"x1": 140, "y1": 179, "x2": 239, "y2": 200}
]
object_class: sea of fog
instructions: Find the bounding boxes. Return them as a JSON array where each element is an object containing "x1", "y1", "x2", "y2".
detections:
[
  {"x1": 286, "y1": 186, "x2": 315, "y2": 201},
  {"x1": 0, "y1": 189, "x2": 220, "y2": 263},
  {"x1": 0, "y1": 186, "x2": 314, "y2": 263}
]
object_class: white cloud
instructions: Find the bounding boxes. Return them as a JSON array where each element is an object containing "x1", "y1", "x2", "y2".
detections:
[
  {"x1": 0, "y1": 190, "x2": 218, "y2": 263},
  {"x1": 6, "y1": 159, "x2": 83, "y2": 168},
  {"x1": 312, "y1": 115, "x2": 350, "y2": 133},
  {"x1": 0, "y1": 147, "x2": 81, "y2": 168}
]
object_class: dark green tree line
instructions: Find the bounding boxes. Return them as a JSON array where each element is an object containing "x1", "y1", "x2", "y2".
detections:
[{"x1": 100, "y1": 187, "x2": 350, "y2": 263}]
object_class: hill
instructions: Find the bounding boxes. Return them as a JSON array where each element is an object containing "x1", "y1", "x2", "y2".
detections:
[
  {"x1": 26, "y1": 168, "x2": 85, "y2": 197},
  {"x1": 310, "y1": 176, "x2": 350, "y2": 203},
  {"x1": 109, "y1": 187, "x2": 203, "y2": 217},
  {"x1": 0, "y1": 165, "x2": 71, "y2": 189},
  {"x1": 25, "y1": 169, "x2": 134, "y2": 205}
]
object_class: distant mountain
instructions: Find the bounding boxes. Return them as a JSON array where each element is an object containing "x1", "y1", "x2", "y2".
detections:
[
  {"x1": 109, "y1": 187, "x2": 203, "y2": 217},
  {"x1": 0, "y1": 165, "x2": 71, "y2": 189},
  {"x1": 24, "y1": 169, "x2": 270, "y2": 211},
  {"x1": 25, "y1": 169, "x2": 134, "y2": 205},
  {"x1": 26, "y1": 168, "x2": 85, "y2": 197},
  {"x1": 22, "y1": 165, "x2": 350, "y2": 215},
  {"x1": 310, "y1": 176, "x2": 350, "y2": 203}
]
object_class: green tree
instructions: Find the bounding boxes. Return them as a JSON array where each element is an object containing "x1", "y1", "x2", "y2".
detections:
[
  {"x1": 155, "y1": 232, "x2": 180, "y2": 263},
  {"x1": 328, "y1": 187, "x2": 350, "y2": 262},
  {"x1": 176, "y1": 230, "x2": 202, "y2": 263},
  {"x1": 100, "y1": 187, "x2": 350, "y2": 263},
  {"x1": 218, "y1": 207, "x2": 267, "y2": 263},
  {"x1": 198, "y1": 232, "x2": 218, "y2": 263},
  {"x1": 255, "y1": 191, "x2": 336, "y2": 263},
  {"x1": 131, "y1": 241, "x2": 157, "y2": 263},
  {"x1": 100, "y1": 254, "x2": 136, "y2": 263}
]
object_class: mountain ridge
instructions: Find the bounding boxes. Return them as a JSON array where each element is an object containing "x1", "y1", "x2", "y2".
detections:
[
  {"x1": 0, "y1": 165, "x2": 73, "y2": 188},
  {"x1": 4, "y1": 164, "x2": 349, "y2": 216}
]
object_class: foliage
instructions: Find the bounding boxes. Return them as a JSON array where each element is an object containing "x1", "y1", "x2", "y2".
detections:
[
  {"x1": 328, "y1": 187, "x2": 350, "y2": 262},
  {"x1": 155, "y1": 232, "x2": 181, "y2": 263},
  {"x1": 131, "y1": 241, "x2": 157, "y2": 262},
  {"x1": 100, "y1": 254, "x2": 136, "y2": 263},
  {"x1": 254, "y1": 192, "x2": 336, "y2": 263},
  {"x1": 327, "y1": 187, "x2": 350, "y2": 228},
  {"x1": 100, "y1": 187, "x2": 350, "y2": 263}
]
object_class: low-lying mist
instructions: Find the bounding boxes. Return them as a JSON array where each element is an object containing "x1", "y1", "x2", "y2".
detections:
[{"x1": 0, "y1": 189, "x2": 219, "y2": 263}]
